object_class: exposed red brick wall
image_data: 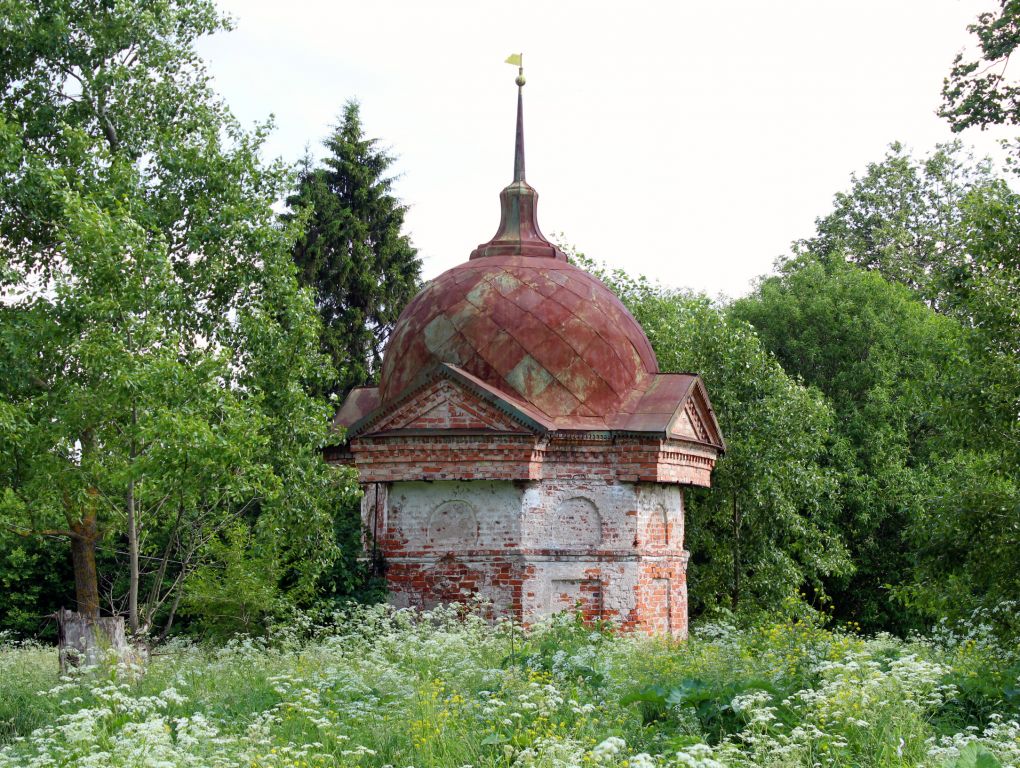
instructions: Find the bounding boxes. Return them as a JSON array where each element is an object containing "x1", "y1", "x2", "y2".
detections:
[
  {"x1": 387, "y1": 556, "x2": 524, "y2": 617},
  {"x1": 348, "y1": 433, "x2": 716, "y2": 486}
]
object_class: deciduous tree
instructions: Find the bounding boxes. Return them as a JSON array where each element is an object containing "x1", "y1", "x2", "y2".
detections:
[
  {"x1": 941, "y1": 0, "x2": 1020, "y2": 132},
  {"x1": 781, "y1": 139, "x2": 1020, "y2": 624},
  {"x1": 801, "y1": 141, "x2": 995, "y2": 310},
  {"x1": 0, "y1": 0, "x2": 342, "y2": 640},
  {"x1": 733, "y1": 258, "x2": 969, "y2": 630}
]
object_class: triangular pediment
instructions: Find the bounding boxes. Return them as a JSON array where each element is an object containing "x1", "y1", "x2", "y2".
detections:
[
  {"x1": 666, "y1": 378, "x2": 725, "y2": 450},
  {"x1": 671, "y1": 407, "x2": 701, "y2": 441},
  {"x1": 354, "y1": 370, "x2": 545, "y2": 437}
]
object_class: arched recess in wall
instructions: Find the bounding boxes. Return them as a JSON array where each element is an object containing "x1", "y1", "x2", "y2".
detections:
[
  {"x1": 647, "y1": 503, "x2": 669, "y2": 547},
  {"x1": 549, "y1": 496, "x2": 602, "y2": 547},
  {"x1": 426, "y1": 500, "x2": 479, "y2": 547}
]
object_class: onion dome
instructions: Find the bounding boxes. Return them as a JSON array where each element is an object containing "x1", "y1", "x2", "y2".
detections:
[{"x1": 378, "y1": 69, "x2": 659, "y2": 423}]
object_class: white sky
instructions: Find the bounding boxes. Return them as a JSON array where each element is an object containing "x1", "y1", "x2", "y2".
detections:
[{"x1": 197, "y1": 0, "x2": 1016, "y2": 299}]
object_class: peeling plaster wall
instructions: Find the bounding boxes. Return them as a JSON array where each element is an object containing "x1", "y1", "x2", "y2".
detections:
[
  {"x1": 377, "y1": 481, "x2": 524, "y2": 615},
  {"x1": 637, "y1": 484, "x2": 685, "y2": 552},
  {"x1": 518, "y1": 481, "x2": 687, "y2": 635},
  {"x1": 522, "y1": 560, "x2": 636, "y2": 622},
  {"x1": 368, "y1": 477, "x2": 691, "y2": 636},
  {"x1": 386, "y1": 480, "x2": 523, "y2": 552}
]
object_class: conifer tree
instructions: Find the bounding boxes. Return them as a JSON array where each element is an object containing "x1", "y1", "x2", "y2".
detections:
[{"x1": 287, "y1": 101, "x2": 422, "y2": 397}]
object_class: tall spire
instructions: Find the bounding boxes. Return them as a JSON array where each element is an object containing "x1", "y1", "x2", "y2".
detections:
[
  {"x1": 470, "y1": 56, "x2": 566, "y2": 261},
  {"x1": 514, "y1": 61, "x2": 525, "y2": 183}
]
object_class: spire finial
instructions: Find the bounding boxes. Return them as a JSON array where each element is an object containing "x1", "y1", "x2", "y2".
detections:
[
  {"x1": 469, "y1": 55, "x2": 566, "y2": 261},
  {"x1": 507, "y1": 53, "x2": 526, "y2": 182}
]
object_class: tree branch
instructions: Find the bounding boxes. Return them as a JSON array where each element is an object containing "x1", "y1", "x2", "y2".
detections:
[{"x1": 5, "y1": 523, "x2": 79, "y2": 540}]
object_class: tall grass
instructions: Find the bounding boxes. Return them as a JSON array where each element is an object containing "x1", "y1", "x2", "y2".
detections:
[{"x1": 0, "y1": 604, "x2": 1017, "y2": 767}]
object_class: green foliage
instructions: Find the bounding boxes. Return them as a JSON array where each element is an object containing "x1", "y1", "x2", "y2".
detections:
[
  {"x1": 285, "y1": 100, "x2": 422, "y2": 397},
  {"x1": 941, "y1": 0, "x2": 1020, "y2": 132},
  {"x1": 179, "y1": 523, "x2": 284, "y2": 640},
  {"x1": 802, "y1": 141, "x2": 996, "y2": 307},
  {"x1": 768, "y1": 140, "x2": 1020, "y2": 628},
  {"x1": 951, "y1": 179, "x2": 1020, "y2": 457},
  {"x1": 313, "y1": 464, "x2": 387, "y2": 606},
  {"x1": 899, "y1": 453, "x2": 1020, "y2": 620},
  {"x1": 621, "y1": 677, "x2": 790, "y2": 741},
  {"x1": 0, "y1": 529, "x2": 71, "y2": 639},
  {"x1": 929, "y1": 169, "x2": 1020, "y2": 620},
  {"x1": 945, "y1": 743, "x2": 1004, "y2": 768},
  {"x1": 515, "y1": 611, "x2": 613, "y2": 687},
  {"x1": 732, "y1": 258, "x2": 967, "y2": 631},
  {"x1": 0, "y1": 0, "x2": 349, "y2": 638}
]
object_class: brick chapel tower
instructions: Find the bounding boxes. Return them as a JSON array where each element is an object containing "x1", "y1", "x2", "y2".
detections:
[{"x1": 330, "y1": 65, "x2": 724, "y2": 637}]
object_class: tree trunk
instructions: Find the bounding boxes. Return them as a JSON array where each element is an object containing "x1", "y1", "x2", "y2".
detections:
[
  {"x1": 127, "y1": 402, "x2": 140, "y2": 634},
  {"x1": 69, "y1": 505, "x2": 100, "y2": 619},
  {"x1": 127, "y1": 476, "x2": 139, "y2": 634},
  {"x1": 56, "y1": 609, "x2": 135, "y2": 671},
  {"x1": 731, "y1": 494, "x2": 741, "y2": 611}
]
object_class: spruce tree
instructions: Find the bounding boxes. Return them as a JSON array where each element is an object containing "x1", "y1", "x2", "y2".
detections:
[{"x1": 287, "y1": 101, "x2": 422, "y2": 397}]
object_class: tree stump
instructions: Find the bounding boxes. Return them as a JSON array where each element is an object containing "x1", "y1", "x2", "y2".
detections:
[{"x1": 55, "y1": 609, "x2": 138, "y2": 672}]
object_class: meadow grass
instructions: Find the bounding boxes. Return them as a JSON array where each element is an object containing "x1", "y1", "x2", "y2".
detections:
[{"x1": 0, "y1": 604, "x2": 1017, "y2": 767}]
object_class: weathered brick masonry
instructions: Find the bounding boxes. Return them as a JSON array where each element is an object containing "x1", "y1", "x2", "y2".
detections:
[{"x1": 330, "y1": 74, "x2": 724, "y2": 637}]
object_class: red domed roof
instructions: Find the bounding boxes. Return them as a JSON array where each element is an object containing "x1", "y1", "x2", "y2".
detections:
[
  {"x1": 376, "y1": 75, "x2": 659, "y2": 423},
  {"x1": 334, "y1": 70, "x2": 724, "y2": 462},
  {"x1": 379, "y1": 255, "x2": 658, "y2": 419}
]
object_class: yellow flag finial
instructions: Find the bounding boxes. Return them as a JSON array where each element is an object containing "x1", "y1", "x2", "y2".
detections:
[{"x1": 505, "y1": 53, "x2": 525, "y2": 86}]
